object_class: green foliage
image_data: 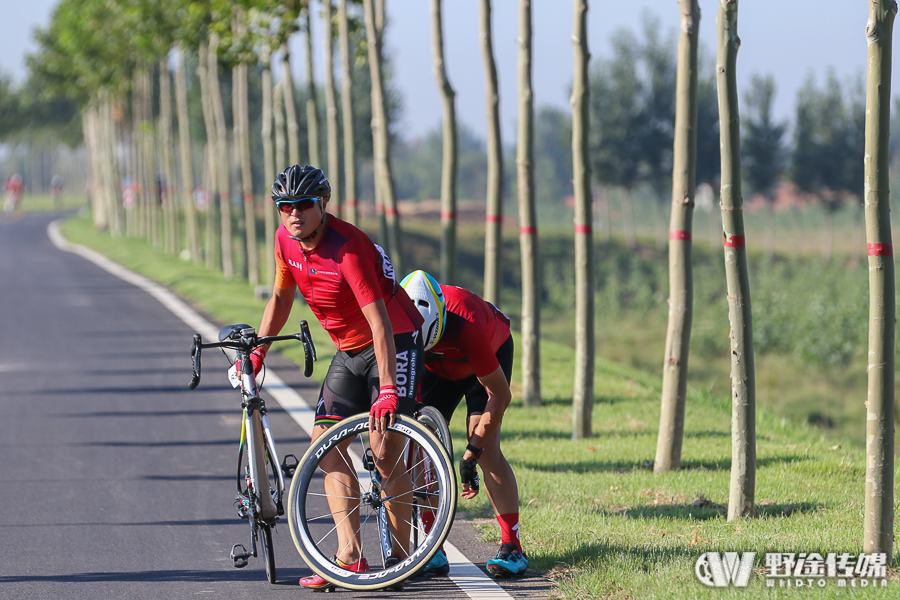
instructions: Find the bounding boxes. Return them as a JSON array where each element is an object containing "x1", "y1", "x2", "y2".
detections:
[
  {"x1": 742, "y1": 74, "x2": 787, "y2": 198},
  {"x1": 792, "y1": 70, "x2": 866, "y2": 208},
  {"x1": 589, "y1": 15, "x2": 718, "y2": 194}
]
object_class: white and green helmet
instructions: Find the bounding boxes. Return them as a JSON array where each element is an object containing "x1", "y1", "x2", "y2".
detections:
[{"x1": 400, "y1": 270, "x2": 447, "y2": 351}]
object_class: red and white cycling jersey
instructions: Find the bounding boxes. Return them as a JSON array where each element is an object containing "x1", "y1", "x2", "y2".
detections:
[{"x1": 274, "y1": 215, "x2": 421, "y2": 352}]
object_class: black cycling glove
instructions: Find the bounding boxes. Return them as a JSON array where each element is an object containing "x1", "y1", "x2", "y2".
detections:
[{"x1": 459, "y1": 457, "x2": 480, "y2": 492}]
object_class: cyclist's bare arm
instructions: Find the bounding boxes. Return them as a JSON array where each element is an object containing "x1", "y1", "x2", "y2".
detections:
[
  {"x1": 465, "y1": 366, "x2": 512, "y2": 457},
  {"x1": 256, "y1": 284, "x2": 297, "y2": 353}
]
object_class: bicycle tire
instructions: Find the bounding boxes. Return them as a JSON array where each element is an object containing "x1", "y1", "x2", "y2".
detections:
[
  {"x1": 287, "y1": 414, "x2": 456, "y2": 591},
  {"x1": 247, "y1": 406, "x2": 278, "y2": 521},
  {"x1": 260, "y1": 523, "x2": 276, "y2": 583},
  {"x1": 416, "y1": 405, "x2": 453, "y2": 458}
]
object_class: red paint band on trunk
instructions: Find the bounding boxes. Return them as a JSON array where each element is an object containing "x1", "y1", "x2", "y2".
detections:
[
  {"x1": 520, "y1": 226, "x2": 537, "y2": 235},
  {"x1": 385, "y1": 208, "x2": 398, "y2": 216},
  {"x1": 670, "y1": 230, "x2": 692, "y2": 241},
  {"x1": 346, "y1": 199, "x2": 357, "y2": 207},
  {"x1": 724, "y1": 235, "x2": 745, "y2": 248},
  {"x1": 243, "y1": 194, "x2": 253, "y2": 202},
  {"x1": 441, "y1": 212, "x2": 456, "y2": 219},
  {"x1": 868, "y1": 243, "x2": 894, "y2": 257},
  {"x1": 486, "y1": 214, "x2": 502, "y2": 223},
  {"x1": 575, "y1": 224, "x2": 593, "y2": 234}
]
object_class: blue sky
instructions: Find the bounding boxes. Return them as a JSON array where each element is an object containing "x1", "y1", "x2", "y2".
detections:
[{"x1": 0, "y1": 0, "x2": 875, "y2": 141}]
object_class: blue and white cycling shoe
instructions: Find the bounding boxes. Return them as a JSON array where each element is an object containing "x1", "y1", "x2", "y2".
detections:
[
  {"x1": 418, "y1": 549, "x2": 450, "y2": 577},
  {"x1": 486, "y1": 543, "x2": 528, "y2": 578}
]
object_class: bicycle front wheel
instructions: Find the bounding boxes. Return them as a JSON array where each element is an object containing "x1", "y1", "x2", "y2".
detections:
[{"x1": 287, "y1": 414, "x2": 456, "y2": 591}]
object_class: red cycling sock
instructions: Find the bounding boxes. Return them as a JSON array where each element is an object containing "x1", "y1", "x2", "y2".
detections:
[
  {"x1": 421, "y1": 510, "x2": 436, "y2": 534},
  {"x1": 497, "y1": 513, "x2": 525, "y2": 557}
]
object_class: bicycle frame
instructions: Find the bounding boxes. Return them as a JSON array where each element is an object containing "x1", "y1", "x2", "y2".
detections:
[{"x1": 188, "y1": 321, "x2": 316, "y2": 581}]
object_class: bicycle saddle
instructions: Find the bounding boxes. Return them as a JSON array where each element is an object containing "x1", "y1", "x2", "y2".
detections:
[{"x1": 219, "y1": 324, "x2": 255, "y2": 342}]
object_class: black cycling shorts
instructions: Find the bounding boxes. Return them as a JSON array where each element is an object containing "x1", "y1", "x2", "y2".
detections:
[
  {"x1": 314, "y1": 330, "x2": 423, "y2": 427},
  {"x1": 419, "y1": 334, "x2": 514, "y2": 425}
]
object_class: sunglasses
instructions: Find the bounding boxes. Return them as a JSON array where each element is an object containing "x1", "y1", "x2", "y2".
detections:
[{"x1": 276, "y1": 196, "x2": 322, "y2": 214}]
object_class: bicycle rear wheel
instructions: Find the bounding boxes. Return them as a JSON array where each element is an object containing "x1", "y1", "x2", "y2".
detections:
[
  {"x1": 259, "y1": 523, "x2": 276, "y2": 583},
  {"x1": 416, "y1": 405, "x2": 453, "y2": 457},
  {"x1": 287, "y1": 414, "x2": 456, "y2": 591}
]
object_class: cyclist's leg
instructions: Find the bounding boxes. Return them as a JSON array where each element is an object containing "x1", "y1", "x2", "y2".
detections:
[
  {"x1": 310, "y1": 424, "x2": 361, "y2": 564},
  {"x1": 367, "y1": 330, "x2": 423, "y2": 560},
  {"x1": 309, "y1": 352, "x2": 373, "y2": 565}
]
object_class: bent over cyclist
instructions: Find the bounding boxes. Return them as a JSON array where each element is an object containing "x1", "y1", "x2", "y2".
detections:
[
  {"x1": 401, "y1": 271, "x2": 528, "y2": 578},
  {"x1": 250, "y1": 165, "x2": 424, "y2": 589}
]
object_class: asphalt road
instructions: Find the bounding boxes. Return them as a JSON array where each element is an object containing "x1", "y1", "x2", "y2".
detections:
[{"x1": 0, "y1": 212, "x2": 550, "y2": 600}]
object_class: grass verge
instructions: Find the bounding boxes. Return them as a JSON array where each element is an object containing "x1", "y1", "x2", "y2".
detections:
[{"x1": 60, "y1": 213, "x2": 899, "y2": 598}]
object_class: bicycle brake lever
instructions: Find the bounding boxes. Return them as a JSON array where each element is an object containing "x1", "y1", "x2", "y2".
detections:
[
  {"x1": 189, "y1": 333, "x2": 202, "y2": 390},
  {"x1": 300, "y1": 320, "x2": 316, "y2": 378}
]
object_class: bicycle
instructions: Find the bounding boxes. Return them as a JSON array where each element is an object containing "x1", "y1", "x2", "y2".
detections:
[
  {"x1": 286, "y1": 406, "x2": 457, "y2": 591},
  {"x1": 188, "y1": 321, "x2": 317, "y2": 584}
]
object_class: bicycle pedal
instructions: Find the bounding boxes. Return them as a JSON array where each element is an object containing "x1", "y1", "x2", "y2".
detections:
[
  {"x1": 231, "y1": 544, "x2": 250, "y2": 569},
  {"x1": 281, "y1": 454, "x2": 299, "y2": 478}
]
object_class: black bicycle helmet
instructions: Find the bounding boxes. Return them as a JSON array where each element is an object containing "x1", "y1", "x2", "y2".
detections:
[{"x1": 271, "y1": 165, "x2": 331, "y2": 202}]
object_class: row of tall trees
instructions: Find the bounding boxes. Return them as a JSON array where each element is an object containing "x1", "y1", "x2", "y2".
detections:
[
  {"x1": 648, "y1": 0, "x2": 895, "y2": 558},
  {"x1": 28, "y1": 0, "x2": 393, "y2": 289}
]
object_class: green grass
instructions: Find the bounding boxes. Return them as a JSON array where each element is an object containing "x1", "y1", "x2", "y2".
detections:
[{"x1": 59, "y1": 213, "x2": 899, "y2": 598}]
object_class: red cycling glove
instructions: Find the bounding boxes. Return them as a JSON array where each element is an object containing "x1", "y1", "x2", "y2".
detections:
[
  {"x1": 246, "y1": 347, "x2": 267, "y2": 376},
  {"x1": 370, "y1": 385, "x2": 400, "y2": 420}
]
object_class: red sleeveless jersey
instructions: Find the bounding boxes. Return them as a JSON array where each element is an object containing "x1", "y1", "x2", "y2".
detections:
[
  {"x1": 425, "y1": 285, "x2": 511, "y2": 380},
  {"x1": 274, "y1": 216, "x2": 421, "y2": 352}
]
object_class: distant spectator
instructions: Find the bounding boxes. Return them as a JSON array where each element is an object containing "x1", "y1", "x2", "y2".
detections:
[
  {"x1": 51, "y1": 175, "x2": 63, "y2": 209},
  {"x1": 4, "y1": 174, "x2": 23, "y2": 213}
]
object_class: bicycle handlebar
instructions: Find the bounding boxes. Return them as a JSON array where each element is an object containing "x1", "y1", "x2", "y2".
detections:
[{"x1": 188, "y1": 321, "x2": 317, "y2": 389}]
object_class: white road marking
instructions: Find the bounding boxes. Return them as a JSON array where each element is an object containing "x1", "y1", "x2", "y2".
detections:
[{"x1": 48, "y1": 220, "x2": 515, "y2": 600}]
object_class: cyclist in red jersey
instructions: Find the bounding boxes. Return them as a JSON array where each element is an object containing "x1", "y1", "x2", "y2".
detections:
[
  {"x1": 249, "y1": 165, "x2": 423, "y2": 590},
  {"x1": 401, "y1": 270, "x2": 528, "y2": 579}
]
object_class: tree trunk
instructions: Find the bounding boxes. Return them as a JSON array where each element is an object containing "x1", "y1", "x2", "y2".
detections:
[
  {"x1": 338, "y1": 0, "x2": 359, "y2": 224},
  {"x1": 863, "y1": 0, "x2": 896, "y2": 557},
  {"x1": 364, "y1": 0, "x2": 404, "y2": 273},
  {"x1": 103, "y1": 90, "x2": 124, "y2": 238},
  {"x1": 235, "y1": 54, "x2": 258, "y2": 286},
  {"x1": 716, "y1": 0, "x2": 756, "y2": 520},
  {"x1": 232, "y1": 56, "x2": 254, "y2": 283},
  {"x1": 141, "y1": 70, "x2": 160, "y2": 249},
  {"x1": 571, "y1": 0, "x2": 593, "y2": 439},
  {"x1": 623, "y1": 187, "x2": 636, "y2": 249},
  {"x1": 431, "y1": 0, "x2": 458, "y2": 284},
  {"x1": 159, "y1": 58, "x2": 178, "y2": 255},
  {"x1": 175, "y1": 45, "x2": 201, "y2": 264},
  {"x1": 209, "y1": 34, "x2": 234, "y2": 279},
  {"x1": 262, "y1": 49, "x2": 276, "y2": 287},
  {"x1": 274, "y1": 81, "x2": 287, "y2": 172},
  {"x1": 129, "y1": 69, "x2": 141, "y2": 239},
  {"x1": 481, "y1": 0, "x2": 503, "y2": 304},
  {"x1": 822, "y1": 205, "x2": 834, "y2": 264},
  {"x1": 306, "y1": 7, "x2": 321, "y2": 168},
  {"x1": 517, "y1": 0, "x2": 541, "y2": 406},
  {"x1": 655, "y1": 0, "x2": 699, "y2": 472},
  {"x1": 83, "y1": 101, "x2": 108, "y2": 230},
  {"x1": 323, "y1": 0, "x2": 341, "y2": 215},
  {"x1": 198, "y1": 40, "x2": 221, "y2": 272},
  {"x1": 282, "y1": 44, "x2": 301, "y2": 166}
]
